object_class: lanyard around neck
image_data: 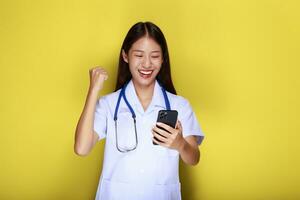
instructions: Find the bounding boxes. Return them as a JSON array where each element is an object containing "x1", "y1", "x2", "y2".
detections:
[{"x1": 113, "y1": 80, "x2": 171, "y2": 121}]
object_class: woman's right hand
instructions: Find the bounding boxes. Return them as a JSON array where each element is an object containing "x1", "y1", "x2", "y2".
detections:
[{"x1": 89, "y1": 66, "x2": 108, "y2": 92}]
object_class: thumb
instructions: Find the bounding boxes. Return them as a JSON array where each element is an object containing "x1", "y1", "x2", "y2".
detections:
[{"x1": 176, "y1": 120, "x2": 182, "y2": 130}]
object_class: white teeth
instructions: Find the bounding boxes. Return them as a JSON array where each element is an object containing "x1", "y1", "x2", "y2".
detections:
[{"x1": 139, "y1": 70, "x2": 153, "y2": 75}]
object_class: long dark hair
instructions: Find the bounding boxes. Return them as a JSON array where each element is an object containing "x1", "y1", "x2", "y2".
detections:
[{"x1": 114, "y1": 21, "x2": 177, "y2": 95}]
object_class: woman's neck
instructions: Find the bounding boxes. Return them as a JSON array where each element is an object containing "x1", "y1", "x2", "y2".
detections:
[{"x1": 132, "y1": 80, "x2": 155, "y2": 111}]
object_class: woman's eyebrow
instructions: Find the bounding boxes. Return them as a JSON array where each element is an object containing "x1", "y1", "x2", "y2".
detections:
[{"x1": 132, "y1": 50, "x2": 144, "y2": 52}]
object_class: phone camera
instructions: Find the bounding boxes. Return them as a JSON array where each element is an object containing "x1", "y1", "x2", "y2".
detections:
[{"x1": 159, "y1": 111, "x2": 167, "y2": 119}]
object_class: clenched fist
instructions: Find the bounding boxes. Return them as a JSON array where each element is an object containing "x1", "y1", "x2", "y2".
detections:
[{"x1": 89, "y1": 67, "x2": 108, "y2": 92}]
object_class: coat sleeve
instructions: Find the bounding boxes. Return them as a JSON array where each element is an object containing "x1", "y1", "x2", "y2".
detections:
[
  {"x1": 93, "y1": 96, "x2": 108, "y2": 141},
  {"x1": 178, "y1": 98, "x2": 205, "y2": 145}
]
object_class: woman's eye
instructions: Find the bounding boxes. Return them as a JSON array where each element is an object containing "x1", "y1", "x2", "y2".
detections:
[
  {"x1": 135, "y1": 55, "x2": 143, "y2": 57},
  {"x1": 152, "y1": 56, "x2": 159, "y2": 58}
]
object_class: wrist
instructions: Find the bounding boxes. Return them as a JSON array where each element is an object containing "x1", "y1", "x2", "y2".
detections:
[
  {"x1": 178, "y1": 138, "x2": 186, "y2": 154},
  {"x1": 88, "y1": 86, "x2": 100, "y2": 95}
]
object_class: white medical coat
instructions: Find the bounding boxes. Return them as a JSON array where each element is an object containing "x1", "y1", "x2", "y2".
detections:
[{"x1": 93, "y1": 79, "x2": 205, "y2": 200}]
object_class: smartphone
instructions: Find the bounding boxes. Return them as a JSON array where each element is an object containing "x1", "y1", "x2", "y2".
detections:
[{"x1": 153, "y1": 110, "x2": 178, "y2": 145}]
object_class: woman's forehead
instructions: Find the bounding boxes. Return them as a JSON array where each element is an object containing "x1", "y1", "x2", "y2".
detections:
[
  {"x1": 130, "y1": 37, "x2": 161, "y2": 52},
  {"x1": 131, "y1": 49, "x2": 161, "y2": 53}
]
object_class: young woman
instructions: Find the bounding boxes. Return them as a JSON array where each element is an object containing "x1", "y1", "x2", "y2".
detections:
[{"x1": 74, "y1": 21, "x2": 205, "y2": 200}]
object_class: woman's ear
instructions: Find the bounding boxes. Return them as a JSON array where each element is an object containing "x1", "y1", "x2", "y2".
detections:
[{"x1": 122, "y1": 49, "x2": 129, "y2": 63}]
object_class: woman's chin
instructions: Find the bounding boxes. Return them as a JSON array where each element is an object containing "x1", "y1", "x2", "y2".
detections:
[{"x1": 133, "y1": 76, "x2": 156, "y2": 87}]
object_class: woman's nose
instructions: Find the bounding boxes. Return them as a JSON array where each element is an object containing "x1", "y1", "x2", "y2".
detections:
[{"x1": 142, "y1": 56, "x2": 152, "y2": 68}]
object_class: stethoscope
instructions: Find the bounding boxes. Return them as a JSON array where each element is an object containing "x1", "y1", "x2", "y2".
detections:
[{"x1": 113, "y1": 79, "x2": 171, "y2": 153}]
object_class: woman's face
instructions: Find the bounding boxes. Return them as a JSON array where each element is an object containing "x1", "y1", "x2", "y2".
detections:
[{"x1": 122, "y1": 36, "x2": 163, "y2": 88}]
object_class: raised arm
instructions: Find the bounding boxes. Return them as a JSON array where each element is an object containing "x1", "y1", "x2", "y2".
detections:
[{"x1": 74, "y1": 67, "x2": 108, "y2": 156}]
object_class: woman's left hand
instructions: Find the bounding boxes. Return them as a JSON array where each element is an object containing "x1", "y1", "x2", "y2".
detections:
[{"x1": 151, "y1": 120, "x2": 184, "y2": 151}]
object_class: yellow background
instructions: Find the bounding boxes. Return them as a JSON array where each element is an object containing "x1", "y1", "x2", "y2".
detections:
[{"x1": 0, "y1": 0, "x2": 299, "y2": 199}]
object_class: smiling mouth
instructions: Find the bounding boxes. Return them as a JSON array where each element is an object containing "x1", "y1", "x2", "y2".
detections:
[{"x1": 138, "y1": 69, "x2": 154, "y2": 77}]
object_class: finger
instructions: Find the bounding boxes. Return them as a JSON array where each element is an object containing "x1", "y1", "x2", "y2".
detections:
[
  {"x1": 152, "y1": 126, "x2": 171, "y2": 138},
  {"x1": 175, "y1": 120, "x2": 179, "y2": 129},
  {"x1": 99, "y1": 69, "x2": 107, "y2": 74},
  {"x1": 95, "y1": 67, "x2": 106, "y2": 73},
  {"x1": 152, "y1": 130, "x2": 168, "y2": 143},
  {"x1": 152, "y1": 136, "x2": 167, "y2": 147},
  {"x1": 103, "y1": 74, "x2": 108, "y2": 80},
  {"x1": 156, "y1": 122, "x2": 174, "y2": 133},
  {"x1": 100, "y1": 70, "x2": 106, "y2": 74},
  {"x1": 96, "y1": 69, "x2": 106, "y2": 74},
  {"x1": 99, "y1": 74, "x2": 107, "y2": 80},
  {"x1": 93, "y1": 66, "x2": 101, "y2": 71}
]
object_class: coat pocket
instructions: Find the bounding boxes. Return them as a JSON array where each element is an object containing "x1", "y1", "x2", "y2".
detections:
[{"x1": 97, "y1": 178, "x2": 181, "y2": 200}]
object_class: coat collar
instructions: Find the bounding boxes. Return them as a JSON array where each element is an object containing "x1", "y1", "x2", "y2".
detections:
[{"x1": 122, "y1": 79, "x2": 166, "y2": 114}]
